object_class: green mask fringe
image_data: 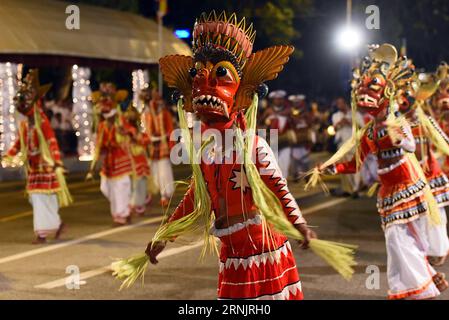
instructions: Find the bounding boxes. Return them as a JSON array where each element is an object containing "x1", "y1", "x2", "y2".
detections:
[
  {"x1": 385, "y1": 101, "x2": 442, "y2": 226},
  {"x1": 34, "y1": 108, "x2": 73, "y2": 207},
  {"x1": 151, "y1": 99, "x2": 217, "y2": 259},
  {"x1": 416, "y1": 105, "x2": 449, "y2": 158},
  {"x1": 86, "y1": 125, "x2": 105, "y2": 180},
  {"x1": 406, "y1": 152, "x2": 442, "y2": 226},
  {"x1": 239, "y1": 94, "x2": 357, "y2": 280},
  {"x1": 305, "y1": 90, "x2": 370, "y2": 192},
  {"x1": 367, "y1": 182, "x2": 379, "y2": 198},
  {"x1": 112, "y1": 95, "x2": 357, "y2": 289}
]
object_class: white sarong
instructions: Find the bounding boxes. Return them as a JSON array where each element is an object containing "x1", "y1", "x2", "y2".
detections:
[
  {"x1": 385, "y1": 217, "x2": 440, "y2": 300},
  {"x1": 150, "y1": 158, "x2": 174, "y2": 200},
  {"x1": 101, "y1": 175, "x2": 131, "y2": 223},
  {"x1": 30, "y1": 193, "x2": 61, "y2": 237},
  {"x1": 131, "y1": 176, "x2": 149, "y2": 214},
  {"x1": 425, "y1": 207, "x2": 449, "y2": 257}
]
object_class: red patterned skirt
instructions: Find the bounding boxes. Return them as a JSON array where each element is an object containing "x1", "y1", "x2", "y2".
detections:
[
  {"x1": 27, "y1": 170, "x2": 60, "y2": 193},
  {"x1": 132, "y1": 154, "x2": 150, "y2": 177},
  {"x1": 377, "y1": 159, "x2": 428, "y2": 229},
  {"x1": 214, "y1": 217, "x2": 303, "y2": 300},
  {"x1": 424, "y1": 155, "x2": 449, "y2": 208}
]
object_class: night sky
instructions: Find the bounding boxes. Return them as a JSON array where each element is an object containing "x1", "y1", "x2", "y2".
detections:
[
  {"x1": 66, "y1": 0, "x2": 449, "y2": 106},
  {"x1": 152, "y1": 0, "x2": 449, "y2": 104}
]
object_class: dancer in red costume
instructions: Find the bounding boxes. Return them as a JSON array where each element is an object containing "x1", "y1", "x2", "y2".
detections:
[
  {"x1": 150, "y1": 12, "x2": 314, "y2": 299},
  {"x1": 113, "y1": 11, "x2": 357, "y2": 300},
  {"x1": 3, "y1": 69, "x2": 71, "y2": 243},
  {"x1": 404, "y1": 70, "x2": 449, "y2": 266},
  {"x1": 141, "y1": 87, "x2": 175, "y2": 208},
  {"x1": 435, "y1": 63, "x2": 449, "y2": 175},
  {"x1": 122, "y1": 106, "x2": 152, "y2": 216},
  {"x1": 318, "y1": 44, "x2": 448, "y2": 299},
  {"x1": 89, "y1": 83, "x2": 133, "y2": 225}
]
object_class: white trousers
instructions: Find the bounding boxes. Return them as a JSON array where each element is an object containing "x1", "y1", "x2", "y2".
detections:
[
  {"x1": 426, "y1": 207, "x2": 449, "y2": 257},
  {"x1": 278, "y1": 147, "x2": 292, "y2": 179},
  {"x1": 150, "y1": 158, "x2": 174, "y2": 199},
  {"x1": 385, "y1": 217, "x2": 440, "y2": 300},
  {"x1": 101, "y1": 175, "x2": 131, "y2": 223},
  {"x1": 131, "y1": 177, "x2": 149, "y2": 214},
  {"x1": 30, "y1": 193, "x2": 61, "y2": 237}
]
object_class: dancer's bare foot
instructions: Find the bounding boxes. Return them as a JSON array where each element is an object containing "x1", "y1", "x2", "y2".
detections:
[
  {"x1": 54, "y1": 222, "x2": 66, "y2": 240},
  {"x1": 32, "y1": 236, "x2": 47, "y2": 245},
  {"x1": 160, "y1": 198, "x2": 169, "y2": 208},
  {"x1": 433, "y1": 272, "x2": 449, "y2": 293},
  {"x1": 113, "y1": 216, "x2": 128, "y2": 227},
  {"x1": 428, "y1": 256, "x2": 447, "y2": 267}
]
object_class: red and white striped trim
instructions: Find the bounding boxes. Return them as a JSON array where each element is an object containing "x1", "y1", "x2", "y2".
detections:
[
  {"x1": 218, "y1": 281, "x2": 302, "y2": 301},
  {"x1": 219, "y1": 240, "x2": 292, "y2": 272},
  {"x1": 210, "y1": 215, "x2": 262, "y2": 238},
  {"x1": 221, "y1": 265, "x2": 298, "y2": 286}
]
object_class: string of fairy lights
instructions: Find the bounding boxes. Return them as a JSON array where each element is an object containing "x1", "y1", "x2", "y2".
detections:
[
  {"x1": 72, "y1": 65, "x2": 94, "y2": 161},
  {"x1": 132, "y1": 69, "x2": 150, "y2": 113},
  {"x1": 0, "y1": 64, "x2": 150, "y2": 165},
  {"x1": 0, "y1": 62, "x2": 23, "y2": 168}
]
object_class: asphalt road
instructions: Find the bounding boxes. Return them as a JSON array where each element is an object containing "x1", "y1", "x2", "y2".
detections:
[{"x1": 0, "y1": 166, "x2": 448, "y2": 300}]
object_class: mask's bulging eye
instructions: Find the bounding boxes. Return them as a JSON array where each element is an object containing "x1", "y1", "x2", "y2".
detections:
[
  {"x1": 216, "y1": 66, "x2": 227, "y2": 77},
  {"x1": 189, "y1": 67, "x2": 197, "y2": 78}
]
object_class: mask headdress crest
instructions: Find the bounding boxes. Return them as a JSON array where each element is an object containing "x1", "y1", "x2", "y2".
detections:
[
  {"x1": 159, "y1": 10, "x2": 294, "y2": 115},
  {"x1": 354, "y1": 44, "x2": 418, "y2": 115},
  {"x1": 15, "y1": 69, "x2": 52, "y2": 116}
]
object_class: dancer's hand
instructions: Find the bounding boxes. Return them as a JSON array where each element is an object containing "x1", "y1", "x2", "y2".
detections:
[
  {"x1": 296, "y1": 224, "x2": 317, "y2": 250},
  {"x1": 145, "y1": 241, "x2": 166, "y2": 264},
  {"x1": 317, "y1": 163, "x2": 335, "y2": 175}
]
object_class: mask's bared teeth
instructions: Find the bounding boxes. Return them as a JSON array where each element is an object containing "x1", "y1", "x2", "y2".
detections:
[
  {"x1": 222, "y1": 102, "x2": 229, "y2": 119},
  {"x1": 212, "y1": 96, "x2": 217, "y2": 103}
]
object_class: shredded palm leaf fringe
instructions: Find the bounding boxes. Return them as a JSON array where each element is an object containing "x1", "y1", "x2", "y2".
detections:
[
  {"x1": 304, "y1": 93, "x2": 368, "y2": 192},
  {"x1": 111, "y1": 253, "x2": 149, "y2": 290},
  {"x1": 384, "y1": 111, "x2": 442, "y2": 226},
  {"x1": 112, "y1": 95, "x2": 357, "y2": 289}
]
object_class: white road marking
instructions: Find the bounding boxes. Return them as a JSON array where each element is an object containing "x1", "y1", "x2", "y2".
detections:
[
  {"x1": 0, "y1": 216, "x2": 164, "y2": 266},
  {"x1": 32, "y1": 196, "x2": 346, "y2": 290},
  {"x1": 34, "y1": 242, "x2": 204, "y2": 289}
]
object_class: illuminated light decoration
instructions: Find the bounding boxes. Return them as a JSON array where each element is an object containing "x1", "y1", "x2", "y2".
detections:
[
  {"x1": 72, "y1": 65, "x2": 94, "y2": 161},
  {"x1": 335, "y1": 24, "x2": 363, "y2": 52},
  {"x1": 132, "y1": 69, "x2": 149, "y2": 113},
  {"x1": 0, "y1": 62, "x2": 23, "y2": 168},
  {"x1": 174, "y1": 29, "x2": 191, "y2": 39}
]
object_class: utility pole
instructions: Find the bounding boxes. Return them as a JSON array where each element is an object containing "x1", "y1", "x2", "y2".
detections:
[
  {"x1": 346, "y1": 0, "x2": 352, "y2": 25},
  {"x1": 157, "y1": 11, "x2": 163, "y2": 97}
]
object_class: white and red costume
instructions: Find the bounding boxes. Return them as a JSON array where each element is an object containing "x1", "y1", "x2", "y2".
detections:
[
  {"x1": 123, "y1": 116, "x2": 152, "y2": 216},
  {"x1": 323, "y1": 44, "x2": 448, "y2": 299},
  {"x1": 143, "y1": 100, "x2": 175, "y2": 207},
  {"x1": 168, "y1": 131, "x2": 304, "y2": 300},
  {"x1": 7, "y1": 109, "x2": 64, "y2": 238},
  {"x1": 410, "y1": 118, "x2": 449, "y2": 260},
  {"x1": 96, "y1": 118, "x2": 133, "y2": 224},
  {"x1": 332, "y1": 120, "x2": 441, "y2": 299}
]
